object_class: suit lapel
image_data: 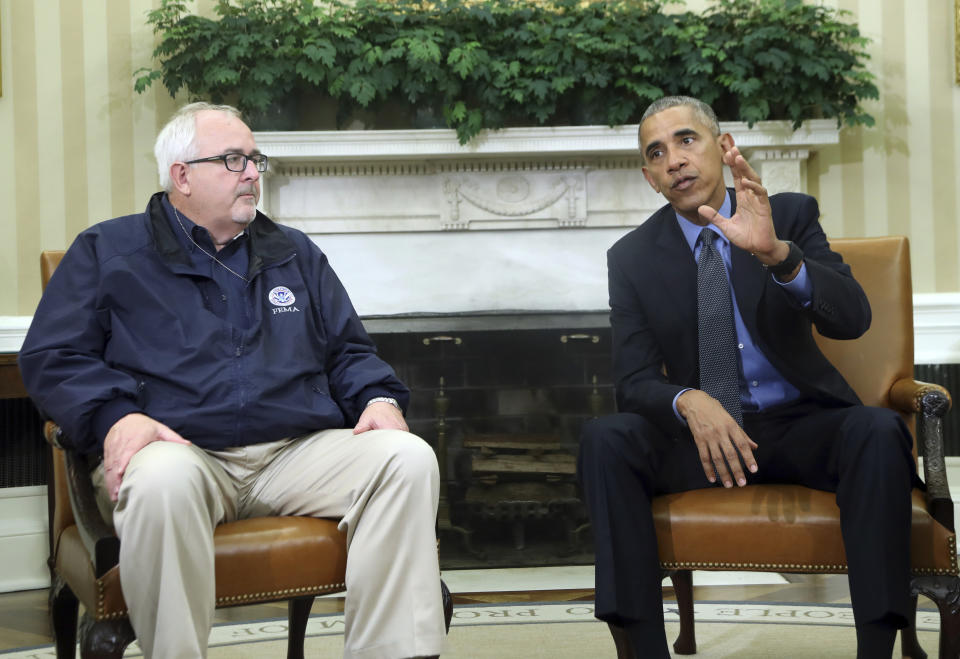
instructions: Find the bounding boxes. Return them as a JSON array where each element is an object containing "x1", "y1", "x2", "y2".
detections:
[{"x1": 651, "y1": 207, "x2": 698, "y2": 327}]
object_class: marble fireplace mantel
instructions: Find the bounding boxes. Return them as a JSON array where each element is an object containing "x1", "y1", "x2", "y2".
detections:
[{"x1": 253, "y1": 121, "x2": 839, "y2": 317}]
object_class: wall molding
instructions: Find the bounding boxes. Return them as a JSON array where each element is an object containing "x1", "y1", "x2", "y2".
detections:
[
  {"x1": 0, "y1": 317, "x2": 30, "y2": 353},
  {"x1": 0, "y1": 486, "x2": 49, "y2": 592},
  {"x1": 5, "y1": 292, "x2": 960, "y2": 363},
  {"x1": 254, "y1": 120, "x2": 840, "y2": 162},
  {"x1": 914, "y1": 293, "x2": 960, "y2": 364}
]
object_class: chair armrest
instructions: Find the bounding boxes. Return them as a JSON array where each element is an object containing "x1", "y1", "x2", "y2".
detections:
[
  {"x1": 889, "y1": 379, "x2": 954, "y2": 531},
  {"x1": 43, "y1": 422, "x2": 121, "y2": 577},
  {"x1": 43, "y1": 420, "x2": 67, "y2": 450}
]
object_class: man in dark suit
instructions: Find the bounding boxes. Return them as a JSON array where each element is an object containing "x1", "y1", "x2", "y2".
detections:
[{"x1": 577, "y1": 96, "x2": 915, "y2": 658}]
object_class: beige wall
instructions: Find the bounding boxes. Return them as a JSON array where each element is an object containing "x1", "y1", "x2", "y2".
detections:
[{"x1": 0, "y1": 0, "x2": 959, "y2": 316}]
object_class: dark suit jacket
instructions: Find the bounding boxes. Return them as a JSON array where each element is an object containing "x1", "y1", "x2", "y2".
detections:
[{"x1": 607, "y1": 190, "x2": 870, "y2": 438}]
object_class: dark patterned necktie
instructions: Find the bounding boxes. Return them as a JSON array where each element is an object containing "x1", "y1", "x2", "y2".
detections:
[{"x1": 697, "y1": 228, "x2": 743, "y2": 426}]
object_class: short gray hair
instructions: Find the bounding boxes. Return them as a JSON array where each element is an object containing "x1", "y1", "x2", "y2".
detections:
[
  {"x1": 638, "y1": 96, "x2": 720, "y2": 152},
  {"x1": 154, "y1": 102, "x2": 243, "y2": 191}
]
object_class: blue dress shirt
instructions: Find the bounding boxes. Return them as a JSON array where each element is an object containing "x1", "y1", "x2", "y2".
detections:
[{"x1": 671, "y1": 191, "x2": 811, "y2": 420}]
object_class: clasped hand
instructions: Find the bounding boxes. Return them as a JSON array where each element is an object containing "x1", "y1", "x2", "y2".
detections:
[
  {"x1": 103, "y1": 412, "x2": 191, "y2": 502},
  {"x1": 677, "y1": 390, "x2": 758, "y2": 488},
  {"x1": 353, "y1": 401, "x2": 408, "y2": 435}
]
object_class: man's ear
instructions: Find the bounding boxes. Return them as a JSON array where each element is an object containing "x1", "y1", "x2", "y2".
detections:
[
  {"x1": 169, "y1": 163, "x2": 191, "y2": 196},
  {"x1": 641, "y1": 167, "x2": 660, "y2": 194}
]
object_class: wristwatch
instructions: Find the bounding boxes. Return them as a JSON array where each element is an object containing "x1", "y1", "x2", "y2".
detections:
[
  {"x1": 366, "y1": 396, "x2": 400, "y2": 410},
  {"x1": 767, "y1": 241, "x2": 804, "y2": 278}
]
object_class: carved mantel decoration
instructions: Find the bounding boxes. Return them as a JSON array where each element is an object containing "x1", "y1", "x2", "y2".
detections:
[
  {"x1": 253, "y1": 122, "x2": 840, "y2": 316},
  {"x1": 257, "y1": 121, "x2": 838, "y2": 235}
]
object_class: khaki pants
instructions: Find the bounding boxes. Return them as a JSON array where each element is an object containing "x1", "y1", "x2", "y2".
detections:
[{"x1": 93, "y1": 428, "x2": 445, "y2": 659}]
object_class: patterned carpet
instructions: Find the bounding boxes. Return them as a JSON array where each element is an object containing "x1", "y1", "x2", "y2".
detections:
[{"x1": 2, "y1": 601, "x2": 942, "y2": 658}]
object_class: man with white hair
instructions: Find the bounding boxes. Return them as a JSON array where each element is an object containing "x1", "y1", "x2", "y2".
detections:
[{"x1": 19, "y1": 102, "x2": 446, "y2": 659}]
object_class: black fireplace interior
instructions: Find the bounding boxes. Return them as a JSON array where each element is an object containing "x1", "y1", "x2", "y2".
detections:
[{"x1": 372, "y1": 314, "x2": 616, "y2": 569}]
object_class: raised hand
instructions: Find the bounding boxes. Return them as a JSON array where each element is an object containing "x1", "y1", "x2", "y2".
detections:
[{"x1": 697, "y1": 146, "x2": 789, "y2": 267}]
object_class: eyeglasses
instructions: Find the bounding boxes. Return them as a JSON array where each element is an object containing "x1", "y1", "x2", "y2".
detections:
[{"x1": 184, "y1": 153, "x2": 269, "y2": 173}]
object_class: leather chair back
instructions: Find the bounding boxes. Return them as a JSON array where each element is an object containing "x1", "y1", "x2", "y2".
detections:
[
  {"x1": 40, "y1": 252, "x2": 76, "y2": 557},
  {"x1": 813, "y1": 237, "x2": 913, "y2": 412}
]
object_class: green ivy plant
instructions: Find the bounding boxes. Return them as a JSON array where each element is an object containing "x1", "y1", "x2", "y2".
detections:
[{"x1": 134, "y1": 0, "x2": 878, "y2": 144}]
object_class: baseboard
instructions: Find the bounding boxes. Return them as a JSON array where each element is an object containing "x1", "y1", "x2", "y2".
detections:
[{"x1": 0, "y1": 486, "x2": 49, "y2": 592}]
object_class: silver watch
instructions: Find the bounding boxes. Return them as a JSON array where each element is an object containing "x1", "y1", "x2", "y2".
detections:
[{"x1": 366, "y1": 396, "x2": 400, "y2": 410}]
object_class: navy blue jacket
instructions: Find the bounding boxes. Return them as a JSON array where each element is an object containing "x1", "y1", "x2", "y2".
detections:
[{"x1": 19, "y1": 193, "x2": 409, "y2": 456}]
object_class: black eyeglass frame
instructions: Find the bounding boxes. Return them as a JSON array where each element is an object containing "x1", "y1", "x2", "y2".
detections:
[{"x1": 184, "y1": 153, "x2": 269, "y2": 173}]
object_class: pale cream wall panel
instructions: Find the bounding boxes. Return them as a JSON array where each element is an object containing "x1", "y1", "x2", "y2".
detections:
[
  {"x1": 60, "y1": 0, "x2": 91, "y2": 245},
  {"x1": 904, "y1": 0, "x2": 937, "y2": 290},
  {"x1": 955, "y1": 84, "x2": 960, "y2": 289},
  {"x1": 879, "y1": 0, "x2": 912, "y2": 248},
  {"x1": 106, "y1": 1, "x2": 135, "y2": 217},
  {"x1": 928, "y1": 1, "x2": 959, "y2": 291},
  {"x1": 811, "y1": 146, "x2": 845, "y2": 239},
  {"x1": 11, "y1": 0, "x2": 41, "y2": 315},
  {"x1": 808, "y1": 0, "x2": 844, "y2": 245},
  {"x1": 855, "y1": 0, "x2": 889, "y2": 240},
  {"x1": 82, "y1": 0, "x2": 113, "y2": 236},
  {"x1": 35, "y1": 1, "x2": 67, "y2": 253},
  {"x1": 131, "y1": 0, "x2": 162, "y2": 203},
  {"x1": 839, "y1": 128, "x2": 865, "y2": 239},
  {"x1": 0, "y1": 0, "x2": 17, "y2": 314}
]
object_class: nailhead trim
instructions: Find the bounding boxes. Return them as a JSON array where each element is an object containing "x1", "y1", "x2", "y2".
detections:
[
  {"x1": 659, "y1": 560, "x2": 960, "y2": 576},
  {"x1": 660, "y1": 536, "x2": 960, "y2": 577},
  {"x1": 659, "y1": 560, "x2": 847, "y2": 572},
  {"x1": 96, "y1": 580, "x2": 347, "y2": 620},
  {"x1": 216, "y1": 583, "x2": 346, "y2": 606}
]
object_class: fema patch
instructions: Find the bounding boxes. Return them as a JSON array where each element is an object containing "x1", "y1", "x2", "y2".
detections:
[{"x1": 268, "y1": 286, "x2": 296, "y2": 307}]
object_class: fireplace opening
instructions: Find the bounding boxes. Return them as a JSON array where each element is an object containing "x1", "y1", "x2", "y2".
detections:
[{"x1": 371, "y1": 317, "x2": 614, "y2": 568}]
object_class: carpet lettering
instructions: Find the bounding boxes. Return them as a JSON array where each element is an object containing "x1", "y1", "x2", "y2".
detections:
[{"x1": 2, "y1": 601, "x2": 940, "y2": 657}]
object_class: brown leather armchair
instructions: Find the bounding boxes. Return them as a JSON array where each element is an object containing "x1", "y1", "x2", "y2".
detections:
[
  {"x1": 611, "y1": 237, "x2": 957, "y2": 658},
  {"x1": 39, "y1": 250, "x2": 452, "y2": 658}
]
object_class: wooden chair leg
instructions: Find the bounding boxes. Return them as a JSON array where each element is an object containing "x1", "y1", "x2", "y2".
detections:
[
  {"x1": 78, "y1": 611, "x2": 135, "y2": 659},
  {"x1": 287, "y1": 596, "x2": 314, "y2": 659},
  {"x1": 910, "y1": 575, "x2": 960, "y2": 659},
  {"x1": 607, "y1": 622, "x2": 635, "y2": 659},
  {"x1": 49, "y1": 574, "x2": 79, "y2": 659},
  {"x1": 900, "y1": 594, "x2": 927, "y2": 659},
  {"x1": 670, "y1": 569, "x2": 697, "y2": 655}
]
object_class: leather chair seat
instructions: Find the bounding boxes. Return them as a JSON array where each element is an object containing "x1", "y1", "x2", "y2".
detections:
[
  {"x1": 54, "y1": 516, "x2": 348, "y2": 621},
  {"x1": 654, "y1": 486, "x2": 956, "y2": 575}
]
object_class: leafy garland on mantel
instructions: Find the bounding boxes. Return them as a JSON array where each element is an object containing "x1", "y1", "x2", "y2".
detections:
[{"x1": 134, "y1": 0, "x2": 878, "y2": 144}]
